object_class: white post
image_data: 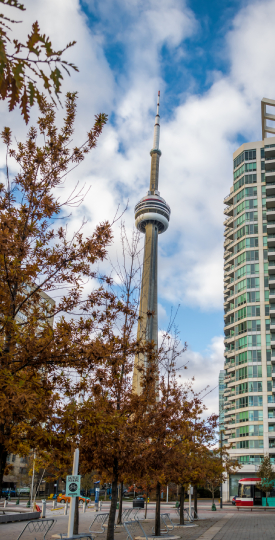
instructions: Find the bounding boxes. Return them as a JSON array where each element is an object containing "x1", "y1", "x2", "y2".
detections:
[
  {"x1": 42, "y1": 500, "x2": 46, "y2": 518},
  {"x1": 67, "y1": 449, "x2": 79, "y2": 538},
  {"x1": 83, "y1": 500, "x2": 86, "y2": 513},
  {"x1": 64, "y1": 501, "x2": 68, "y2": 515},
  {"x1": 30, "y1": 452, "x2": 36, "y2": 506},
  {"x1": 4, "y1": 500, "x2": 7, "y2": 508},
  {"x1": 166, "y1": 485, "x2": 168, "y2": 503},
  {"x1": 189, "y1": 485, "x2": 191, "y2": 522},
  {"x1": 100, "y1": 500, "x2": 102, "y2": 511}
]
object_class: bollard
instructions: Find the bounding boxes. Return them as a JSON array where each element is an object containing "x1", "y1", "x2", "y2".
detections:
[
  {"x1": 4, "y1": 500, "x2": 7, "y2": 508},
  {"x1": 52, "y1": 499, "x2": 57, "y2": 509},
  {"x1": 83, "y1": 501, "x2": 86, "y2": 513},
  {"x1": 99, "y1": 500, "x2": 102, "y2": 511},
  {"x1": 64, "y1": 501, "x2": 68, "y2": 515},
  {"x1": 42, "y1": 500, "x2": 46, "y2": 518},
  {"x1": 211, "y1": 503, "x2": 216, "y2": 511},
  {"x1": 16, "y1": 498, "x2": 20, "y2": 505},
  {"x1": 27, "y1": 500, "x2": 30, "y2": 508}
]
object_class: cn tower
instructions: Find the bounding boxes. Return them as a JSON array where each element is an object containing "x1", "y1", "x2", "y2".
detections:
[{"x1": 132, "y1": 92, "x2": 171, "y2": 394}]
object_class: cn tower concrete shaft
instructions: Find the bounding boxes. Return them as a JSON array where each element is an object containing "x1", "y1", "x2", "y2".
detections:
[
  {"x1": 133, "y1": 92, "x2": 170, "y2": 395},
  {"x1": 132, "y1": 223, "x2": 158, "y2": 393}
]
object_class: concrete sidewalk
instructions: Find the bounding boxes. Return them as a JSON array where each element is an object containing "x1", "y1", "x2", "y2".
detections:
[{"x1": 2, "y1": 507, "x2": 275, "y2": 540}]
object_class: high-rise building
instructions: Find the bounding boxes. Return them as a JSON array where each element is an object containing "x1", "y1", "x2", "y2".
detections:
[
  {"x1": 132, "y1": 92, "x2": 171, "y2": 394},
  {"x1": 222, "y1": 98, "x2": 275, "y2": 501},
  {"x1": 219, "y1": 369, "x2": 226, "y2": 436}
]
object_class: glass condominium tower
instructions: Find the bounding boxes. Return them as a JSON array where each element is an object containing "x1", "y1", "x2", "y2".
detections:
[{"x1": 223, "y1": 98, "x2": 275, "y2": 501}]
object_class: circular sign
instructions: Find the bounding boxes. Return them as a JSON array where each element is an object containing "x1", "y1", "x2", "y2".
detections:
[{"x1": 69, "y1": 483, "x2": 78, "y2": 492}]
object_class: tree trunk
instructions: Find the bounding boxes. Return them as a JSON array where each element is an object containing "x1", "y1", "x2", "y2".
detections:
[
  {"x1": 117, "y1": 481, "x2": 123, "y2": 524},
  {"x1": 0, "y1": 444, "x2": 8, "y2": 497},
  {"x1": 73, "y1": 497, "x2": 79, "y2": 535},
  {"x1": 194, "y1": 485, "x2": 198, "y2": 517},
  {"x1": 155, "y1": 481, "x2": 161, "y2": 536},
  {"x1": 179, "y1": 484, "x2": 184, "y2": 525},
  {"x1": 106, "y1": 459, "x2": 119, "y2": 540}
]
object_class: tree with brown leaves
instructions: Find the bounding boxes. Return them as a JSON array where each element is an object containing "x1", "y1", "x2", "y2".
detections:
[
  {"x1": 0, "y1": 0, "x2": 78, "y2": 122},
  {"x1": 0, "y1": 91, "x2": 112, "y2": 492}
]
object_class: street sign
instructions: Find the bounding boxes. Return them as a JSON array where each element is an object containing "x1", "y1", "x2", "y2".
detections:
[{"x1": 66, "y1": 475, "x2": 81, "y2": 497}]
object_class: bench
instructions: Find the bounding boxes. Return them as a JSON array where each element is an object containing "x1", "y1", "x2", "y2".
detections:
[{"x1": 16, "y1": 518, "x2": 56, "y2": 540}]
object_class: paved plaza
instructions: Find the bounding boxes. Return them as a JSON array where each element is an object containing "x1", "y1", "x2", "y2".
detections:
[{"x1": 1, "y1": 502, "x2": 275, "y2": 540}]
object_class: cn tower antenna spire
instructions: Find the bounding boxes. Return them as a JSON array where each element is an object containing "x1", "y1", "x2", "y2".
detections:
[{"x1": 153, "y1": 91, "x2": 160, "y2": 150}]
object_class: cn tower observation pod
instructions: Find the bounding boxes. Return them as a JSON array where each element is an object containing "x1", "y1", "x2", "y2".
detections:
[{"x1": 134, "y1": 192, "x2": 171, "y2": 234}]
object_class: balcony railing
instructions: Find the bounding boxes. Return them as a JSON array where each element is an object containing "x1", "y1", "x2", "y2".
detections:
[{"x1": 224, "y1": 193, "x2": 233, "y2": 202}]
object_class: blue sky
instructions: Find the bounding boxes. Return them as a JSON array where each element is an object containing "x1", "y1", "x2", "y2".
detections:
[{"x1": 2, "y1": 0, "x2": 275, "y2": 413}]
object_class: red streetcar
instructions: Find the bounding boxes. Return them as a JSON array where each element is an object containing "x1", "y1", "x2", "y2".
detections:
[{"x1": 235, "y1": 478, "x2": 262, "y2": 507}]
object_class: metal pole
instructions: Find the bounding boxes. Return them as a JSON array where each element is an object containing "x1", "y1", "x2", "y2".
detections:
[
  {"x1": 220, "y1": 431, "x2": 223, "y2": 509},
  {"x1": 166, "y1": 485, "x2": 168, "y2": 503},
  {"x1": 189, "y1": 485, "x2": 191, "y2": 522},
  {"x1": 67, "y1": 448, "x2": 79, "y2": 538},
  {"x1": 41, "y1": 500, "x2": 46, "y2": 518}
]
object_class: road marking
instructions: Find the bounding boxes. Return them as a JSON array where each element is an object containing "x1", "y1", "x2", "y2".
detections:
[{"x1": 195, "y1": 515, "x2": 233, "y2": 540}]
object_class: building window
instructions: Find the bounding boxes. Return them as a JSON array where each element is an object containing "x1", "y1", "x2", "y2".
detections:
[{"x1": 234, "y1": 150, "x2": 256, "y2": 169}]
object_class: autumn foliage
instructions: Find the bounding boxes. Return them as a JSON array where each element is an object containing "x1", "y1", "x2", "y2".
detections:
[
  {"x1": 0, "y1": 92, "x2": 112, "y2": 491},
  {"x1": 0, "y1": 0, "x2": 78, "y2": 122}
]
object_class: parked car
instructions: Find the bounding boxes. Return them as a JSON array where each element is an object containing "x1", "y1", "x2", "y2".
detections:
[
  {"x1": 231, "y1": 495, "x2": 237, "y2": 505},
  {"x1": 56, "y1": 494, "x2": 90, "y2": 504}
]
